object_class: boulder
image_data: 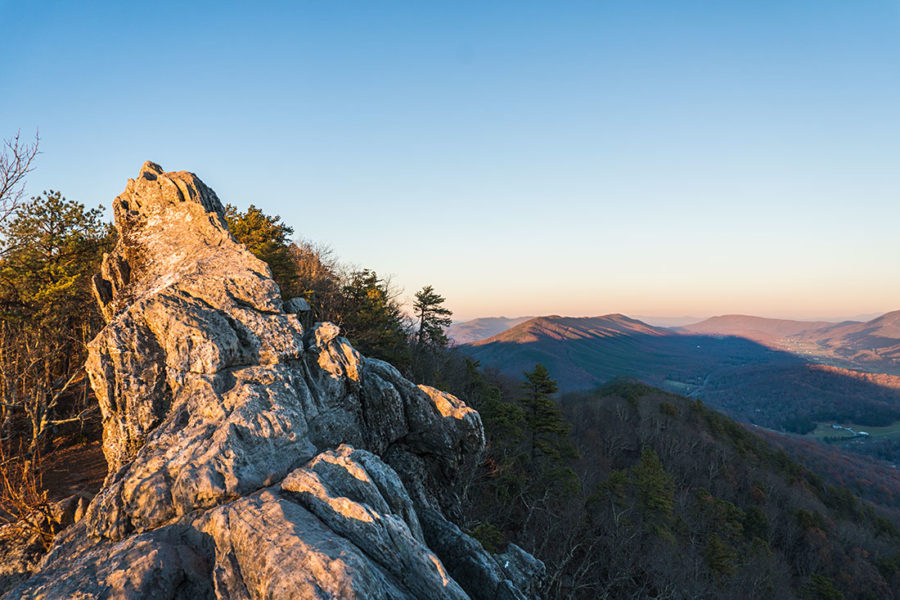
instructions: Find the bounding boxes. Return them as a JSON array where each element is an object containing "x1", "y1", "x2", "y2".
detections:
[
  {"x1": 5, "y1": 163, "x2": 541, "y2": 599},
  {"x1": 283, "y1": 297, "x2": 311, "y2": 314}
]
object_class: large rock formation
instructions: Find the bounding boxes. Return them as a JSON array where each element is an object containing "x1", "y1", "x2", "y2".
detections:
[{"x1": 5, "y1": 163, "x2": 542, "y2": 599}]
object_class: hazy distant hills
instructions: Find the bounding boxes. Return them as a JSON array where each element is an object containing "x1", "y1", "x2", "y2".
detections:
[
  {"x1": 447, "y1": 316, "x2": 532, "y2": 345},
  {"x1": 461, "y1": 313, "x2": 900, "y2": 431},
  {"x1": 632, "y1": 315, "x2": 704, "y2": 328},
  {"x1": 683, "y1": 311, "x2": 900, "y2": 375},
  {"x1": 681, "y1": 314, "x2": 837, "y2": 345}
]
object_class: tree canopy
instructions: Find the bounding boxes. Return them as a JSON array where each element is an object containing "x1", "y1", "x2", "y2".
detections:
[
  {"x1": 0, "y1": 191, "x2": 112, "y2": 451},
  {"x1": 338, "y1": 269, "x2": 410, "y2": 369},
  {"x1": 411, "y1": 285, "x2": 453, "y2": 384},
  {"x1": 224, "y1": 204, "x2": 299, "y2": 298},
  {"x1": 520, "y1": 364, "x2": 573, "y2": 463}
]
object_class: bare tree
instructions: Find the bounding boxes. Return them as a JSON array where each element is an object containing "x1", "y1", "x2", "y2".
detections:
[
  {"x1": 0, "y1": 130, "x2": 40, "y2": 231},
  {"x1": 0, "y1": 440, "x2": 54, "y2": 549}
]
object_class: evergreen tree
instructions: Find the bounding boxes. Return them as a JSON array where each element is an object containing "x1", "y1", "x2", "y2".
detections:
[
  {"x1": 802, "y1": 575, "x2": 844, "y2": 600},
  {"x1": 742, "y1": 505, "x2": 769, "y2": 541},
  {"x1": 338, "y1": 269, "x2": 410, "y2": 369},
  {"x1": 705, "y1": 532, "x2": 737, "y2": 576},
  {"x1": 0, "y1": 191, "x2": 111, "y2": 323},
  {"x1": 0, "y1": 191, "x2": 112, "y2": 450},
  {"x1": 411, "y1": 285, "x2": 452, "y2": 384},
  {"x1": 631, "y1": 447, "x2": 675, "y2": 520},
  {"x1": 413, "y1": 285, "x2": 452, "y2": 348},
  {"x1": 224, "y1": 204, "x2": 299, "y2": 298},
  {"x1": 519, "y1": 364, "x2": 572, "y2": 463},
  {"x1": 456, "y1": 359, "x2": 529, "y2": 537}
]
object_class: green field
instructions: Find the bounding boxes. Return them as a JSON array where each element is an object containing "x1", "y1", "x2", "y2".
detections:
[{"x1": 810, "y1": 421, "x2": 900, "y2": 441}]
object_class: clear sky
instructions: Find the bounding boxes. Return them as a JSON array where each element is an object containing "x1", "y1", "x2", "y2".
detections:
[{"x1": 2, "y1": 1, "x2": 899, "y2": 321}]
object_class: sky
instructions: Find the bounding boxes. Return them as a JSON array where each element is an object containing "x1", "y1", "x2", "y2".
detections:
[{"x1": 2, "y1": 1, "x2": 899, "y2": 322}]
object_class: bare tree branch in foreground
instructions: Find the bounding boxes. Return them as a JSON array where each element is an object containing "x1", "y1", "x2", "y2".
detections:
[{"x1": 0, "y1": 130, "x2": 40, "y2": 228}]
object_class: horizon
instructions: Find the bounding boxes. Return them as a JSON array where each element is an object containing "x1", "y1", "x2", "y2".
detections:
[
  {"x1": 3, "y1": 1, "x2": 899, "y2": 321},
  {"x1": 449, "y1": 309, "x2": 894, "y2": 326}
]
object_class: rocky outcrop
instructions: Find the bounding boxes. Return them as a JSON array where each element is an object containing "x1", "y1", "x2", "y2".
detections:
[{"x1": 5, "y1": 163, "x2": 542, "y2": 599}]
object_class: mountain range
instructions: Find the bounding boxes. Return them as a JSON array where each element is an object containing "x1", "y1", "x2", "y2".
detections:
[{"x1": 460, "y1": 311, "x2": 900, "y2": 432}]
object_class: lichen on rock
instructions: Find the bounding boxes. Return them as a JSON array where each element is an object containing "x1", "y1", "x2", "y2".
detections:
[{"x1": 4, "y1": 163, "x2": 543, "y2": 599}]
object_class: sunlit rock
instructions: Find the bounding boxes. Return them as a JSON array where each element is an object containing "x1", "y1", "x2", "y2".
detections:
[{"x1": 4, "y1": 163, "x2": 541, "y2": 599}]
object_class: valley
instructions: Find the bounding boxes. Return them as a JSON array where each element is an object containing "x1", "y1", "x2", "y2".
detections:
[{"x1": 459, "y1": 311, "x2": 900, "y2": 448}]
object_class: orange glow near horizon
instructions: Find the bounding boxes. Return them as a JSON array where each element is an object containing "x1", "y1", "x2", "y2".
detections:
[{"x1": 440, "y1": 282, "x2": 899, "y2": 323}]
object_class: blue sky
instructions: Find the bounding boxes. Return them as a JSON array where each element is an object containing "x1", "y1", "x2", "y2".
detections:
[{"x1": 2, "y1": 1, "x2": 899, "y2": 321}]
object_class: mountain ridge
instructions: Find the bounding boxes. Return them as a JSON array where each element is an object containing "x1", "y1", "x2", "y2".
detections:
[
  {"x1": 462, "y1": 312, "x2": 900, "y2": 432},
  {"x1": 471, "y1": 314, "x2": 668, "y2": 346}
]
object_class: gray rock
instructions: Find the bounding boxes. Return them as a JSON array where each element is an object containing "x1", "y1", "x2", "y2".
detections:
[
  {"x1": 497, "y1": 543, "x2": 547, "y2": 598},
  {"x1": 283, "y1": 297, "x2": 311, "y2": 314},
  {"x1": 9, "y1": 521, "x2": 213, "y2": 599},
  {"x1": 281, "y1": 445, "x2": 468, "y2": 599},
  {"x1": 5, "y1": 163, "x2": 543, "y2": 599}
]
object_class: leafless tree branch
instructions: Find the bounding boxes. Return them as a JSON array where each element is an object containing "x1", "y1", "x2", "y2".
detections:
[{"x1": 0, "y1": 130, "x2": 40, "y2": 229}]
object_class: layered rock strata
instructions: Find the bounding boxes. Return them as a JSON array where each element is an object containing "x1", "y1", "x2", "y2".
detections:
[{"x1": 5, "y1": 163, "x2": 542, "y2": 599}]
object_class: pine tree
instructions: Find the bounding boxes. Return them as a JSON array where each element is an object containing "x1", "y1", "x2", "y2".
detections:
[
  {"x1": 802, "y1": 575, "x2": 844, "y2": 600},
  {"x1": 338, "y1": 270, "x2": 410, "y2": 369},
  {"x1": 413, "y1": 285, "x2": 452, "y2": 348},
  {"x1": 705, "y1": 532, "x2": 737, "y2": 576},
  {"x1": 224, "y1": 204, "x2": 299, "y2": 298},
  {"x1": 411, "y1": 285, "x2": 452, "y2": 384},
  {"x1": 0, "y1": 191, "x2": 112, "y2": 450},
  {"x1": 631, "y1": 447, "x2": 675, "y2": 520},
  {"x1": 519, "y1": 364, "x2": 573, "y2": 463}
]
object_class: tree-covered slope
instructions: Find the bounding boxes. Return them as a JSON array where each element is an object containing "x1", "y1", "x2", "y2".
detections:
[
  {"x1": 563, "y1": 381, "x2": 900, "y2": 599},
  {"x1": 464, "y1": 371, "x2": 900, "y2": 599}
]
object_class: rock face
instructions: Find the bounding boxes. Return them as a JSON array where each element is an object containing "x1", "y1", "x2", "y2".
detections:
[{"x1": 5, "y1": 163, "x2": 543, "y2": 599}]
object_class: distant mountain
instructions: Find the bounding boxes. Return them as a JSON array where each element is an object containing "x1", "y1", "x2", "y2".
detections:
[
  {"x1": 447, "y1": 316, "x2": 532, "y2": 345},
  {"x1": 682, "y1": 314, "x2": 838, "y2": 345},
  {"x1": 793, "y1": 310, "x2": 900, "y2": 369},
  {"x1": 462, "y1": 314, "x2": 900, "y2": 432},
  {"x1": 471, "y1": 314, "x2": 666, "y2": 344},
  {"x1": 684, "y1": 311, "x2": 900, "y2": 374},
  {"x1": 633, "y1": 314, "x2": 705, "y2": 327}
]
